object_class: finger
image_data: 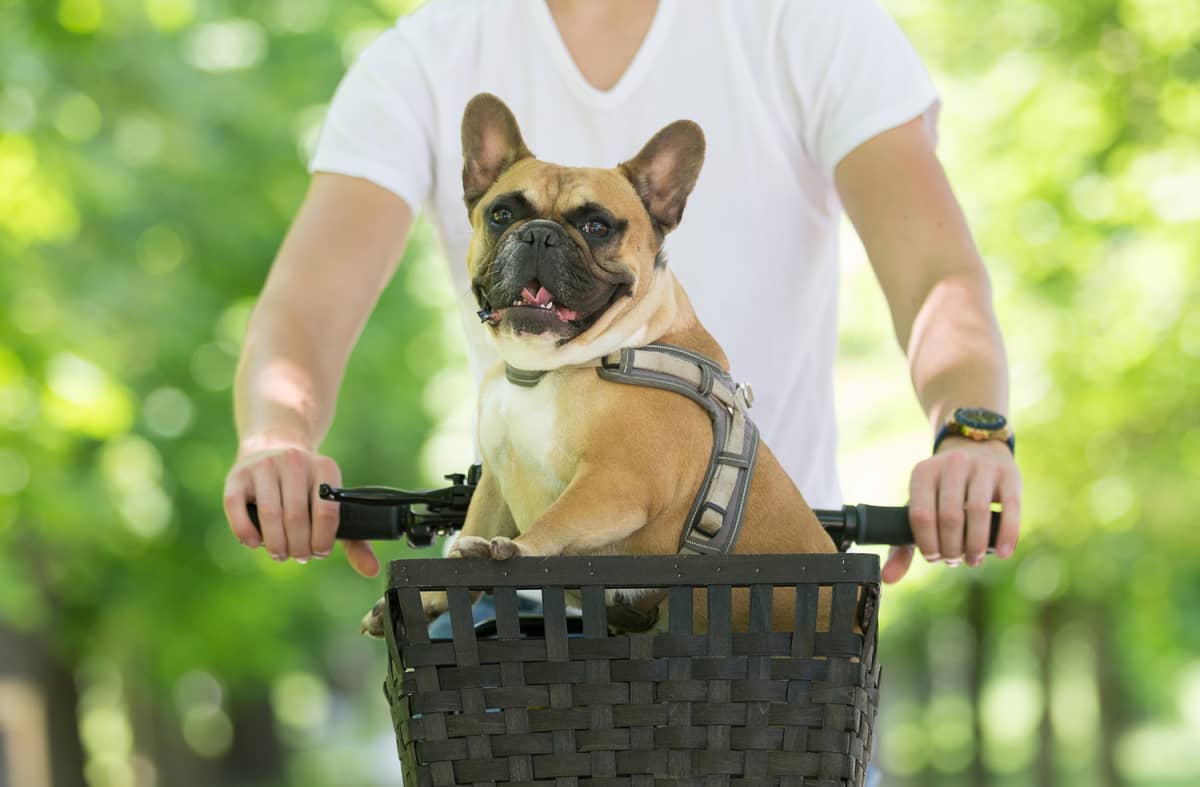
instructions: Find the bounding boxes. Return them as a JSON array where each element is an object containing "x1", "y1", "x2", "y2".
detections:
[
  {"x1": 250, "y1": 462, "x2": 288, "y2": 560},
  {"x1": 964, "y1": 465, "x2": 996, "y2": 566},
  {"x1": 882, "y1": 545, "x2": 914, "y2": 584},
  {"x1": 310, "y1": 456, "x2": 342, "y2": 559},
  {"x1": 994, "y1": 465, "x2": 1023, "y2": 558},
  {"x1": 275, "y1": 449, "x2": 313, "y2": 562},
  {"x1": 907, "y1": 461, "x2": 942, "y2": 562},
  {"x1": 936, "y1": 451, "x2": 970, "y2": 563},
  {"x1": 344, "y1": 540, "x2": 380, "y2": 578},
  {"x1": 222, "y1": 469, "x2": 261, "y2": 548}
]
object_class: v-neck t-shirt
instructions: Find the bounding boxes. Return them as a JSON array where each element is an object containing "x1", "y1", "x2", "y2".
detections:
[{"x1": 309, "y1": 0, "x2": 940, "y2": 508}]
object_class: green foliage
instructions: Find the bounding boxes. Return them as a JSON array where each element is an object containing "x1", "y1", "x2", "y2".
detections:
[
  {"x1": 850, "y1": 0, "x2": 1200, "y2": 783},
  {"x1": 1, "y1": 0, "x2": 444, "y2": 780},
  {"x1": 0, "y1": 0, "x2": 1196, "y2": 784}
]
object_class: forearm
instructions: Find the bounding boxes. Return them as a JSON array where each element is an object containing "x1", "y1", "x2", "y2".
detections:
[
  {"x1": 834, "y1": 116, "x2": 1021, "y2": 582},
  {"x1": 233, "y1": 303, "x2": 348, "y2": 455},
  {"x1": 232, "y1": 173, "x2": 414, "y2": 456},
  {"x1": 906, "y1": 269, "x2": 1009, "y2": 432}
]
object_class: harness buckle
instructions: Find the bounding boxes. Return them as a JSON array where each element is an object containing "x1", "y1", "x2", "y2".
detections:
[{"x1": 735, "y1": 382, "x2": 755, "y2": 412}]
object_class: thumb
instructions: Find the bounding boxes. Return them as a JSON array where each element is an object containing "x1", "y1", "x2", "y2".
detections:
[
  {"x1": 882, "y1": 545, "x2": 914, "y2": 584},
  {"x1": 343, "y1": 540, "x2": 381, "y2": 578}
]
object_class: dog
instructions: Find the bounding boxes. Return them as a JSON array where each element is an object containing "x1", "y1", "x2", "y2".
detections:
[{"x1": 362, "y1": 93, "x2": 836, "y2": 638}]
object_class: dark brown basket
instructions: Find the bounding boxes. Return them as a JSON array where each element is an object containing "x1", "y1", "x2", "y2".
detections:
[{"x1": 383, "y1": 554, "x2": 881, "y2": 787}]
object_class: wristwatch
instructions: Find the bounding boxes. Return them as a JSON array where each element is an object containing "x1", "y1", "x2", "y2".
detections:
[{"x1": 933, "y1": 407, "x2": 1015, "y2": 454}]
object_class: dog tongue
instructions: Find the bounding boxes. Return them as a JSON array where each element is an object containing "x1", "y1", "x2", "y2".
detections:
[
  {"x1": 519, "y1": 281, "x2": 579, "y2": 321},
  {"x1": 521, "y1": 284, "x2": 554, "y2": 307}
]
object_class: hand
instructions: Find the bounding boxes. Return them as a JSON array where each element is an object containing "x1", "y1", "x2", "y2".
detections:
[
  {"x1": 882, "y1": 437, "x2": 1021, "y2": 583},
  {"x1": 222, "y1": 443, "x2": 379, "y2": 577}
]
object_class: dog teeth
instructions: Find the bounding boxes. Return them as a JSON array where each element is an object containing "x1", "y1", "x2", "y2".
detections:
[{"x1": 510, "y1": 297, "x2": 558, "y2": 310}]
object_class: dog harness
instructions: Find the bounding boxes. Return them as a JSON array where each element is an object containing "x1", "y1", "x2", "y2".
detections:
[{"x1": 505, "y1": 343, "x2": 760, "y2": 557}]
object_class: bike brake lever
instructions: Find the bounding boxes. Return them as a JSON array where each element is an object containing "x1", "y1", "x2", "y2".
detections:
[
  {"x1": 319, "y1": 471, "x2": 477, "y2": 510},
  {"x1": 319, "y1": 483, "x2": 438, "y2": 506}
]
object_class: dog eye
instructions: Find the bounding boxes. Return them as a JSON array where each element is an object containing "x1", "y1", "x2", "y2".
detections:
[
  {"x1": 490, "y1": 206, "x2": 514, "y2": 226},
  {"x1": 581, "y1": 219, "x2": 610, "y2": 238}
]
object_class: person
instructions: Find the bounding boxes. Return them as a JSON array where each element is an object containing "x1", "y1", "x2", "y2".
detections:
[{"x1": 223, "y1": 0, "x2": 1022, "y2": 586}]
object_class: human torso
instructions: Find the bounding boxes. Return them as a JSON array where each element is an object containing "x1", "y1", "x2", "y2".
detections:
[{"x1": 388, "y1": 0, "x2": 847, "y2": 506}]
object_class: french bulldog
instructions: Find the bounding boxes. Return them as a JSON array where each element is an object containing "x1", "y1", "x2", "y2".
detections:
[{"x1": 362, "y1": 93, "x2": 836, "y2": 637}]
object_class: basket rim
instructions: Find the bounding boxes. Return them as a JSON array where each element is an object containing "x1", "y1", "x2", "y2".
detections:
[{"x1": 387, "y1": 553, "x2": 880, "y2": 590}]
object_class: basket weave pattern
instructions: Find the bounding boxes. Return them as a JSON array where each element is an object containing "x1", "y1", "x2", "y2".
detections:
[{"x1": 384, "y1": 554, "x2": 881, "y2": 787}]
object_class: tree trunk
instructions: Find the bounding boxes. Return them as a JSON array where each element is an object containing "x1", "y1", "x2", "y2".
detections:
[
  {"x1": 967, "y1": 582, "x2": 989, "y2": 787},
  {"x1": 0, "y1": 626, "x2": 86, "y2": 787},
  {"x1": 1094, "y1": 609, "x2": 1125, "y2": 787},
  {"x1": 221, "y1": 693, "x2": 286, "y2": 785},
  {"x1": 1034, "y1": 601, "x2": 1056, "y2": 787}
]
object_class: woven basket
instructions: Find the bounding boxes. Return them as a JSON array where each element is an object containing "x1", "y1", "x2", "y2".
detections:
[{"x1": 383, "y1": 553, "x2": 881, "y2": 787}]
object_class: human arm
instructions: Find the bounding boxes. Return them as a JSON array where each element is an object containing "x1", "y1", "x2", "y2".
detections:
[
  {"x1": 223, "y1": 172, "x2": 414, "y2": 577},
  {"x1": 834, "y1": 115, "x2": 1022, "y2": 583}
]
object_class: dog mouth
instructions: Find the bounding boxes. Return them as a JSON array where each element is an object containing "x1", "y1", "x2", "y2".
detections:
[
  {"x1": 477, "y1": 278, "x2": 627, "y2": 338},
  {"x1": 507, "y1": 280, "x2": 581, "y2": 322}
]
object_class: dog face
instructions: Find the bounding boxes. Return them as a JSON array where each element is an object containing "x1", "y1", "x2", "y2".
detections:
[{"x1": 461, "y1": 93, "x2": 705, "y2": 368}]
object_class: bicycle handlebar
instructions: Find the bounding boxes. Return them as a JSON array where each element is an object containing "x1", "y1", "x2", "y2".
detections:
[{"x1": 245, "y1": 465, "x2": 1001, "y2": 552}]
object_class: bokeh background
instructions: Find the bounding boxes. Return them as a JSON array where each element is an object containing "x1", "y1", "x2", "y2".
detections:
[{"x1": 1, "y1": 0, "x2": 1197, "y2": 785}]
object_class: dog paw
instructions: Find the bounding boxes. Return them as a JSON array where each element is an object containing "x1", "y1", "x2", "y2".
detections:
[
  {"x1": 421, "y1": 590, "x2": 448, "y2": 621},
  {"x1": 489, "y1": 536, "x2": 523, "y2": 560},
  {"x1": 360, "y1": 596, "x2": 387, "y2": 640},
  {"x1": 452, "y1": 536, "x2": 492, "y2": 559}
]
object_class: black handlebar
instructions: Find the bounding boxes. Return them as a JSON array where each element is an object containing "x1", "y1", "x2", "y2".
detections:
[
  {"x1": 814, "y1": 503, "x2": 1001, "y2": 551},
  {"x1": 245, "y1": 465, "x2": 1001, "y2": 552}
]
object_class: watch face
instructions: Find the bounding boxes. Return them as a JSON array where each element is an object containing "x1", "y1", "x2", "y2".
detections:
[{"x1": 957, "y1": 407, "x2": 1007, "y2": 430}]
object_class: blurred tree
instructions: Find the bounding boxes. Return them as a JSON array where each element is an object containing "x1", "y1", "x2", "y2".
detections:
[
  {"x1": 844, "y1": 1, "x2": 1200, "y2": 785},
  {"x1": 1, "y1": 0, "x2": 450, "y2": 783}
]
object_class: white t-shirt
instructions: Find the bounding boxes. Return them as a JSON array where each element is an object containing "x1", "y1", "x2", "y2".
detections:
[{"x1": 310, "y1": 0, "x2": 939, "y2": 508}]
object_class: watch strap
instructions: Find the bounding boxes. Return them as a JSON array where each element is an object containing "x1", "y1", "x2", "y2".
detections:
[{"x1": 933, "y1": 421, "x2": 1015, "y2": 455}]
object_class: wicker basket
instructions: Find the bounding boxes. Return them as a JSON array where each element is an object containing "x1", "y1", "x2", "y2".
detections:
[{"x1": 383, "y1": 553, "x2": 881, "y2": 787}]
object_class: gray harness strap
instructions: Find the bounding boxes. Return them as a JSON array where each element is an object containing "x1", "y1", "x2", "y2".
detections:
[
  {"x1": 597, "y1": 343, "x2": 759, "y2": 556},
  {"x1": 504, "y1": 343, "x2": 760, "y2": 632}
]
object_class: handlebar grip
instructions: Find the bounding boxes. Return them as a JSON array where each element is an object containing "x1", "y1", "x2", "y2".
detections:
[
  {"x1": 246, "y1": 502, "x2": 406, "y2": 541},
  {"x1": 850, "y1": 504, "x2": 1002, "y2": 548}
]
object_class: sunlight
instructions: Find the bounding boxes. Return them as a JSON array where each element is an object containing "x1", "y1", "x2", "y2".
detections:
[
  {"x1": 58, "y1": 0, "x2": 104, "y2": 35},
  {"x1": 143, "y1": 387, "x2": 194, "y2": 438},
  {"x1": 143, "y1": 0, "x2": 194, "y2": 33},
  {"x1": 135, "y1": 225, "x2": 186, "y2": 276},
  {"x1": 44, "y1": 353, "x2": 133, "y2": 438},
  {"x1": 0, "y1": 448, "x2": 30, "y2": 496},
  {"x1": 185, "y1": 20, "x2": 268, "y2": 73},
  {"x1": 271, "y1": 672, "x2": 332, "y2": 744},
  {"x1": 54, "y1": 93, "x2": 102, "y2": 142}
]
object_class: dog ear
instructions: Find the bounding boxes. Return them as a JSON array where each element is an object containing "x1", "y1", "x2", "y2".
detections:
[
  {"x1": 462, "y1": 93, "x2": 533, "y2": 213},
  {"x1": 619, "y1": 120, "x2": 706, "y2": 234}
]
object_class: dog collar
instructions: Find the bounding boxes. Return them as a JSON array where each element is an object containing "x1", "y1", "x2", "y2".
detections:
[
  {"x1": 504, "y1": 364, "x2": 550, "y2": 387},
  {"x1": 504, "y1": 356, "x2": 613, "y2": 387}
]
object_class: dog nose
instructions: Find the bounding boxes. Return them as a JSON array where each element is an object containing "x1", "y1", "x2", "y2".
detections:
[{"x1": 519, "y1": 222, "x2": 559, "y2": 248}]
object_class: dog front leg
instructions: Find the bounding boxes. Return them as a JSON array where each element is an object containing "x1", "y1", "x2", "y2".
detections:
[{"x1": 486, "y1": 470, "x2": 648, "y2": 560}]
